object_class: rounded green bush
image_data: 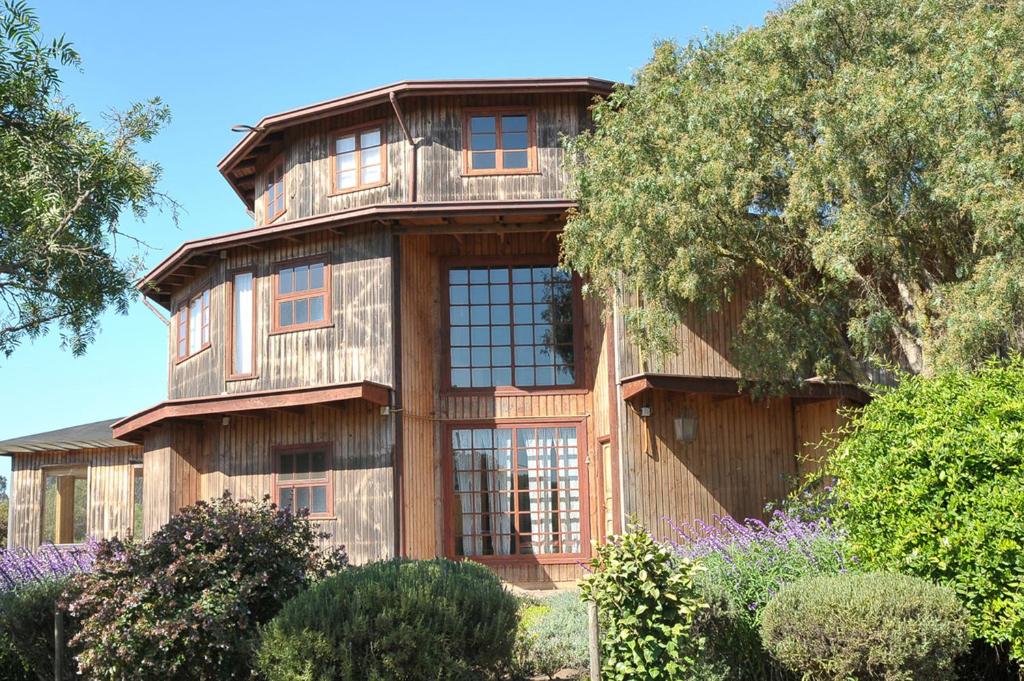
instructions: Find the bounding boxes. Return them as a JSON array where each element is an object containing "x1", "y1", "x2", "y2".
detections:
[
  {"x1": 256, "y1": 558, "x2": 519, "y2": 681},
  {"x1": 829, "y1": 358, "x2": 1024, "y2": 660},
  {"x1": 760, "y1": 572, "x2": 969, "y2": 681}
]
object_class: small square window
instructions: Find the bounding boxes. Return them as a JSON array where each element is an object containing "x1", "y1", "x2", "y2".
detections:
[
  {"x1": 464, "y1": 110, "x2": 535, "y2": 174},
  {"x1": 333, "y1": 124, "x2": 386, "y2": 193}
]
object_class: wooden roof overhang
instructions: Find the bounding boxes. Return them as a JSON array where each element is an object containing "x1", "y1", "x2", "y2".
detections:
[
  {"x1": 219, "y1": 77, "x2": 616, "y2": 208},
  {"x1": 111, "y1": 381, "x2": 391, "y2": 443},
  {"x1": 619, "y1": 373, "x2": 870, "y2": 405},
  {"x1": 140, "y1": 199, "x2": 575, "y2": 308}
]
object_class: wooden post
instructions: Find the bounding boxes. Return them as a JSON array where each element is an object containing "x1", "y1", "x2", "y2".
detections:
[
  {"x1": 588, "y1": 600, "x2": 600, "y2": 681},
  {"x1": 54, "y1": 606, "x2": 64, "y2": 681},
  {"x1": 54, "y1": 476, "x2": 76, "y2": 544}
]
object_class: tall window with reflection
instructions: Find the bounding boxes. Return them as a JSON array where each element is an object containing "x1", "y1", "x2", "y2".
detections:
[
  {"x1": 273, "y1": 260, "x2": 329, "y2": 332},
  {"x1": 274, "y1": 446, "x2": 331, "y2": 518},
  {"x1": 447, "y1": 265, "x2": 576, "y2": 389},
  {"x1": 450, "y1": 425, "x2": 583, "y2": 558},
  {"x1": 464, "y1": 110, "x2": 534, "y2": 174},
  {"x1": 229, "y1": 271, "x2": 255, "y2": 377}
]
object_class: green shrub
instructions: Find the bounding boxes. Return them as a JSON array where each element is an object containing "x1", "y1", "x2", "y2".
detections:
[
  {"x1": 256, "y1": 558, "x2": 518, "y2": 681},
  {"x1": 580, "y1": 527, "x2": 706, "y2": 681},
  {"x1": 761, "y1": 572, "x2": 970, "y2": 681},
  {"x1": 513, "y1": 591, "x2": 590, "y2": 679},
  {"x1": 829, "y1": 358, "x2": 1024, "y2": 660},
  {"x1": 69, "y1": 493, "x2": 346, "y2": 681},
  {"x1": 0, "y1": 579, "x2": 72, "y2": 681}
]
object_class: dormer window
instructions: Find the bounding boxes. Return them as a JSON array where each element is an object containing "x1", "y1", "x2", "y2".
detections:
[
  {"x1": 176, "y1": 287, "x2": 211, "y2": 362},
  {"x1": 463, "y1": 109, "x2": 536, "y2": 175},
  {"x1": 331, "y1": 123, "x2": 386, "y2": 193},
  {"x1": 273, "y1": 258, "x2": 331, "y2": 333},
  {"x1": 265, "y1": 158, "x2": 286, "y2": 223}
]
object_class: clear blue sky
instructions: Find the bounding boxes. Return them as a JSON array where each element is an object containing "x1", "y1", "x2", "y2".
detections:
[{"x1": 0, "y1": 0, "x2": 777, "y2": 481}]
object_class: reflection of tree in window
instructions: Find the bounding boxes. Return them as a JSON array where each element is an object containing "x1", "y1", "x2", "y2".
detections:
[{"x1": 41, "y1": 468, "x2": 87, "y2": 544}]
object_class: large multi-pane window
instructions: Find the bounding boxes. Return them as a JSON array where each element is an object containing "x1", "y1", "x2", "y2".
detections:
[
  {"x1": 463, "y1": 109, "x2": 535, "y2": 174},
  {"x1": 273, "y1": 260, "x2": 330, "y2": 332},
  {"x1": 333, "y1": 124, "x2": 385, "y2": 192},
  {"x1": 41, "y1": 467, "x2": 88, "y2": 545},
  {"x1": 274, "y1": 446, "x2": 331, "y2": 518},
  {"x1": 447, "y1": 264, "x2": 576, "y2": 389},
  {"x1": 450, "y1": 425, "x2": 584, "y2": 558}
]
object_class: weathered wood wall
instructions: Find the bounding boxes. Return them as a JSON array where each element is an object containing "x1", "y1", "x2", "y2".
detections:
[
  {"x1": 795, "y1": 398, "x2": 849, "y2": 477},
  {"x1": 168, "y1": 225, "x2": 393, "y2": 399},
  {"x1": 252, "y1": 94, "x2": 592, "y2": 226},
  {"x1": 142, "y1": 425, "x2": 204, "y2": 537},
  {"x1": 8, "y1": 447, "x2": 140, "y2": 549}
]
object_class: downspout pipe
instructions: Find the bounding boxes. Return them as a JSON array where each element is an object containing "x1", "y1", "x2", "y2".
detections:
[{"x1": 389, "y1": 92, "x2": 417, "y2": 203}]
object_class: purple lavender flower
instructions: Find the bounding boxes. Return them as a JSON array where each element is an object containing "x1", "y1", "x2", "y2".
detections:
[{"x1": 0, "y1": 540, "x2": 98, "y2": 591}]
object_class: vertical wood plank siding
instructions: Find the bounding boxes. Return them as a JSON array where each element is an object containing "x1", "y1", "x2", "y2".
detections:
[
  {"x1": 168, "y1": 225, "x2": 393, "y2": 399},
  {"x1": 9, "y1": 447, "x2": 140, "y2": 549},
  {"x1": 794, "y1": 398, "x2": 848, "y2": 476}
]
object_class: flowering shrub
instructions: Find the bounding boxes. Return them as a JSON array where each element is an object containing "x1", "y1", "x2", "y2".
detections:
[
  {"x1": 0, "y1": 541, "x2": 97, "y2": 591},
  {"x1": 668, "y1": 513, "x2": 853, "y2": 680},
  {"x1": 70, "y1": 493, "x2": 346, "y2": 681}
]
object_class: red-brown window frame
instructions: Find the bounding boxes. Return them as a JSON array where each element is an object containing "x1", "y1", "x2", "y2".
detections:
[
  {"x1": 226, "y1": 268, "x2": 257, "y2": 380},
  {"x1": 264, "y1": 157, "x2": 286, "y2": 224},
  {"x1": 440, "y1": 256, "x2": 586, "y2": 395},
  {"x1": 329, "y1": 121, "x2": 388, "y2": 195},
  {"x1": 175, "y1": 284, "x2": 211, "y2": 363},
  {"x1": 271, "y1": 442, "x2": 335, "y2": 520},
  {"x1": 441, "y1": 419, "x2": 591, "y2": 566},
  {"x1": 461, "y1": 107, "x2": 538, "y2": 176},
  {"x1": 271, "y1": 255, "x2": 332, "y2": 334}
]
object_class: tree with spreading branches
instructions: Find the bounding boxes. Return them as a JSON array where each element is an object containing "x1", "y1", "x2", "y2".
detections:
[
  {"x1": 562, "y1": 0, "x2": 1024, "y2": 388},
  {"x1": 0, "y1": 0, "x2": 173, "y2": 357}
]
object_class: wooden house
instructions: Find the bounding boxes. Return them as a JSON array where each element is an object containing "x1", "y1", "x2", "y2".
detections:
[{"x1": 0, "y1": 79, "x2": 862, "y2": 587}]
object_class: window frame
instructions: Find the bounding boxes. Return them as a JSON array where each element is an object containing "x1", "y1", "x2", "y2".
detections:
[
  {"x1": 175, "y1": 283, "x2": 212, "y2": 364},
  {"x1": 39, "y1": 464, "x2": 90, "y2": 546},
  {"x1": 264, "y1": 156, "x2": 287, "y2": 224},
  {"x1": 270, "y1": 255, "x2": 332, "y2": 334},
  {"x1": 226, "y1": 268, "x2": 258, "y2": 380},
  {"x1": 461, "y1": 107, "x2": 538, "y2": 176},
  {"x1": 271, "y1": 442, "x2": 335, "y2": 520},
  {"x1": 441, "y1": 418, "x2": 591, "y2": 566},
  {"x1": 329, "y1": 120, "x2": 388, "y2": 195},
  {"x1": 130, "y1": 463, "x2": 143, "y2": 538},
  {"x1": 440, "y1": 256, "x2": 586, "y2": 395}
]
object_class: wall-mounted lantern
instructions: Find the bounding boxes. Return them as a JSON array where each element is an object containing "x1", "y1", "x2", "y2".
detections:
[{"x1": 674, "y1": 409, "x2": 698, "y2": 443}]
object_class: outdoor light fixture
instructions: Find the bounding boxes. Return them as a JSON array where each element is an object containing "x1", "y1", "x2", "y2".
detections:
[
  {"x1": 674, "y1": 409, "x2": 698, "y2": 443},
  {"x1": 221, "y1": 416, "x2": 231, "y2": 427},
  {"x1": 639, "y1": 405, "x2": 652, "y2": 418}
]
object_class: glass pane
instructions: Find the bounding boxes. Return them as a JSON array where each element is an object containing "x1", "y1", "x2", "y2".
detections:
[
  {"x1": 309, "y1": 295, "x2": 325, "y2": 322},
  {"x1": 311, "y1": 486, "x2": 327, "y2": 515},
  {"x1": 449, "y1": 269, "x2": 469, "y2": 284},
  {"x1": 451, "y1": 348, "x2": 470, "y2": 367},
  {"x1": 279, "y1": 268, "x2": 293, "y2": 295},
  {"x1": 471, "y1": 133, "x2": 496, "y2": 151},
  {"x1": 504, "y1": 150, "x2": 529, "y2": 169},
  {"x1": 295, "y1": 487, "x2": 310, "y2": 512},
  {"x1": 361, "y1": 146, "x2": 381, "y2": 167},
  {"x1": 311, "y1": 451, "x2": 327, "y2": 478},
  {"x1": 338, "y1": 151, "x2": 356, "y2": 172},
  {"x1": 279, "y1": 488, "x2": 294, "y2": 512},
  {"x1": 471, "y1": 116, "x2": 496, "y2": 133},
  {"x1": 132, "y1": 469, "x2": 143, "y2": 537},
  {"x1": 279, "y1": 301, "x2": 293, "y2": 327},
  {"x1": 502, "y1": 132, "x2": 529, "y2": 150},
  {"x1": 361, "y1": 165, "x2": 381, "y2": 185},
  {"x1": 492, "y1": 367, "x2": 512, "y2": 386},
  {"x1": 450, "y1": 327, "x2": 470, "y2": 346},
  {"x1": 451, "y1": 368, "x2": 471, "y2": 387},
  {"x1": 294, "y1": 298, "x2": 308, "y2": 325},
  {"x1": 309, "y1": 263, "x2": 324, "y2": 289},
  {"x1": 233, "y1": 272, "x2": 254, "y2": 374},
  {"x1": 279, "y1": 453, "x2": 294, "y2": 481},
  {"x1": 502, "y1": 115, "x2": 528, "y2": 133},
  {"x1": 472, "y1": 151, "x2": 496, "y2": 170},
  {"x1": 295, "y1": 453, "x2": 310, "y2": 481},
  {"x1": 294, "y1": 265, "x2": 309, "y2": 292},
  {"x1": 339, "y1": 169, "x2": 356, "y2": 189},
  {"x1": 336, "y1": 135, "x2": 356, "y2": 153},
  {"x1": 449, "y1": 285, "x2": 468, "y2": 305},
  {"x1": 360, "y1": 129, "x2": 381, "y2": 148}
]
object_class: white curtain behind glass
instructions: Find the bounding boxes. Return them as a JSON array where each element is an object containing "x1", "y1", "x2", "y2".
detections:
[{"x1": 233, "y1": 273, "x2": 254, "y2": 374}]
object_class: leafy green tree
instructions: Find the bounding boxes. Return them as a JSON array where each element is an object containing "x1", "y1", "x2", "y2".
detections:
[
  {"x1": 0, "y1": 0, "x2": 173, "y2": 357},
  {"x1": 563, "y1": 0, "x2": 1024, "y2": 387},
  {"x1": 829, "y1": 358, "x2": 1024, "y2": 661}
]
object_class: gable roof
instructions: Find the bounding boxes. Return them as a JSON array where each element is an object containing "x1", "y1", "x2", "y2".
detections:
[
  {"x1": 218, "y1": 77, "x2": 616, "y2": 207},
  {"x1": 0, "y1": 419, "x2": 135, "y2": 454}
]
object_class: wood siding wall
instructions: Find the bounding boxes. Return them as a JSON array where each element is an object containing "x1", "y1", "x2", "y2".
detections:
[
  {"x1": 141, "y1": 402, "x2": 394, "y2": 565},
  {"x1": 252, "y1": 94, "x2": 591, "y2": 226},
  {"x1": 168, "y1": 225, "x2": 393, "y2": 399},
  {"x1": 398, "y1": 231, "x2": 606, "y2": 586},
  {"x1": 8, "y1": 447, "x2": 140, "y2": 549},
  {"x1": 795, "y1": 398, "x2": 849, "y2": 477}
]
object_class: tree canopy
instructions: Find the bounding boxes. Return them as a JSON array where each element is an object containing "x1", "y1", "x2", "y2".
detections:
[
  {"x1": 562, "y1": 0, "x2": 1024, "y2": 387},
  {"x1": 0, "y1": 1, "x2": 171, "y2": 357}
]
